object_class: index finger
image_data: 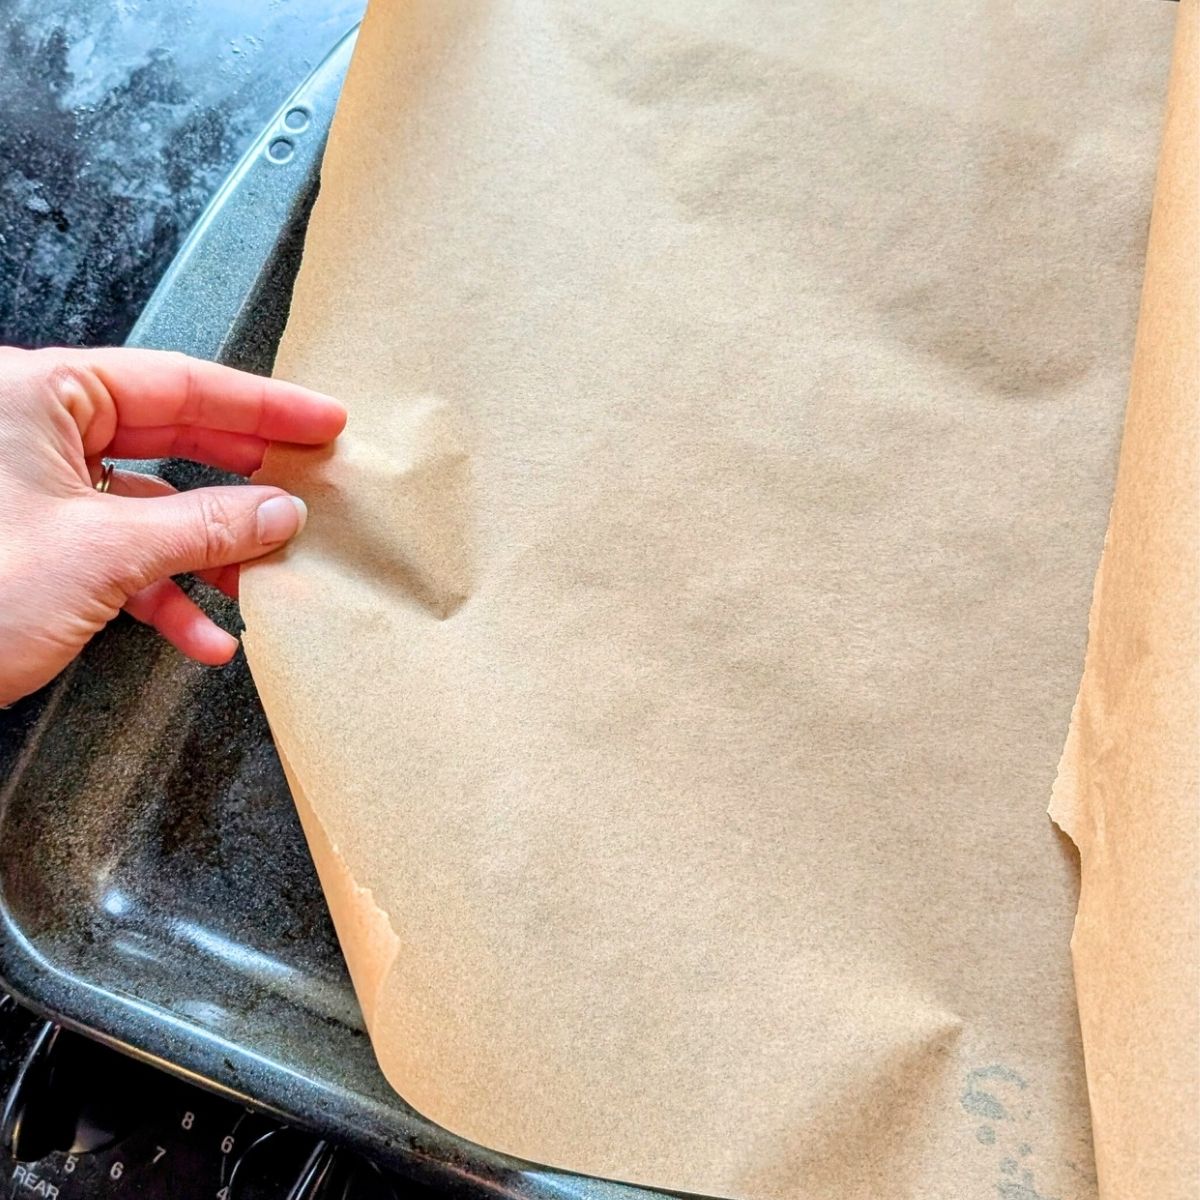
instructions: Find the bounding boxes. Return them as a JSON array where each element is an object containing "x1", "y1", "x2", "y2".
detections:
[{"x1": 77, "y1": 348, "x2": 347, "y2": 444}]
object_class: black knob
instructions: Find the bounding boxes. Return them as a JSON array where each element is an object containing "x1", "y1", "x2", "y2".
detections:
[
  {"x1": 0, "y1": 1023, "x2": 167, "y2": 1162},
  {"x1": 226, "y1": 1121, "x2": 312, "y2": 1199},
  {"x1": 1, "y1": 1022, "x2": 67, "y2": 1161},
  {"x1": 288, "y1": 1142, "x2": 398, "y2": 1200},
  {"x1": 0, "y1": 997, "x2": 44, "y2": 1099}
]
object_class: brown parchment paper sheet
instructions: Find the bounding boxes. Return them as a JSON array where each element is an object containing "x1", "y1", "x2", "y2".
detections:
[
  {"x1": 1050, "y1": 3, "x2": 1200, "y2": 1197},
  {"x1": 241, "y1": 3, "x2": 1177, "y2": 1197}
]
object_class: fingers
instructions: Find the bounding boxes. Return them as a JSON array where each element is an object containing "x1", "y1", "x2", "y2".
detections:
[
  {"x1": 103, "y1": 469, "x2": 238, "y2": 598},
  {"x1": 123, "y1": 578, "x2": 240, "y2": 666},
  {"x1": 35, "y1": 436, "x2": 304, "y2": 670},
  {"x1": 200, "y1": 564, "x2": 240, "y2": 600},
  {"x1": 107, "y1": 484, "x2": 308, "y2": 588},
  {"x1": 82, "y1": 348, "x2": 346, "y2": 442},
  {"x1": 30, "y1": 347, "x2": 346, "y2": 464},
  {"x1": 107, "y1": 425, "x2": 269, "y2": 476}
]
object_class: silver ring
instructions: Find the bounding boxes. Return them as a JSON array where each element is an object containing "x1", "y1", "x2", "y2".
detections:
[{"x1": 95, "y1": 460, "x2": 115, "y2": 494}]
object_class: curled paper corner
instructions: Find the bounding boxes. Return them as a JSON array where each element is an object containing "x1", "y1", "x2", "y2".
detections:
[
  {"x1": 278, "y1": 743, "x2": 401, "y2": 1035},
  {"x1": 1047, "y1": 681, "x2": 1083, "y2": 848},
  {"x1": 1046, "y1": 548, "x2": 1105, "y2": 989},
  {"x1": 1046, "y1": 537, "x2": 1110, "y2": 855},
  {"x1": 1047, "y1": 514, "x2": 1119, "y2": 856}
]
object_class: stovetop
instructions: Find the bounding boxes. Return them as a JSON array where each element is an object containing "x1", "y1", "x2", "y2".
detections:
[{"x1": 0, "y1": 992, "x2": 417, "y2": 1200}]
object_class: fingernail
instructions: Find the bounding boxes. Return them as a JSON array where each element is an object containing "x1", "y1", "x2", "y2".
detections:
[{"x1": 256, "y1": 495, "x2": 307, "y2": 544}]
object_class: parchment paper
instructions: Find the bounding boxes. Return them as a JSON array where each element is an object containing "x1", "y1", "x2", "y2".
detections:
[
  {"x1": 241, "y1": 4, "x2": 1177, "y2": 1197},
  {"x1": 1050, "y1": 4, "x2": 1199, "y2": 1196}
]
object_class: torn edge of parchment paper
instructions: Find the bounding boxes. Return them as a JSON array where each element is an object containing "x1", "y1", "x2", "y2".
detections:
[
  {"x1": 1048, "y1": 2, "x2": 1199, "y2": 1196},
  {"x1": 277, "y1": 737, "x2": 401, "y2": 1037}
]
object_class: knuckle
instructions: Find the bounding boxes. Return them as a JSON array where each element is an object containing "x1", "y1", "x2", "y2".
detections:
[
  {"x1": 43, "y1": 361, "x2": 84, "y2": 397},
  {"x1": 168, "y1": 351, "x2": 203, "y2": 426},
  {"x1": 196, "y1": 493, "x2": 241, "y2": 564},
  {"x1": 42, "y1": 359, "x2": 99, "y2": 408},
  {"x1": 34, "y1": 358, "x2": 110, "y2": 439}
]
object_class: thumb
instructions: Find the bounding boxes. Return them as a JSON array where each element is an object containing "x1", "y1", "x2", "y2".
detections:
[{"x1": 110, "y1": 485, "x2": 308, "y2": 588}]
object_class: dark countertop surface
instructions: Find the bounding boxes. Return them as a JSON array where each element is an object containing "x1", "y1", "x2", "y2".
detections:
[{"x1": 0, "y1": 0, "x2": 363, "y2": 349}]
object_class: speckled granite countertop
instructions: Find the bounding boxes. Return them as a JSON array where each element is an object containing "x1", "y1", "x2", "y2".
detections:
[{"x1": 0, "y1": 0, "x2": 363, "y2": 349}]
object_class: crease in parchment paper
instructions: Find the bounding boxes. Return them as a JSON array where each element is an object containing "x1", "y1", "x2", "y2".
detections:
[
  {"x1": 240, "y1": 3, "x2": 1180, "y2": 1197},
  {"x1": 255, "y1": 395, "x2": 475, "y2": 622}
]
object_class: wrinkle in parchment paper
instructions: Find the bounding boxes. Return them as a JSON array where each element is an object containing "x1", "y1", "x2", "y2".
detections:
[{"x1": 242, "y1": 4, "x2": 1177, "y2": 1197}]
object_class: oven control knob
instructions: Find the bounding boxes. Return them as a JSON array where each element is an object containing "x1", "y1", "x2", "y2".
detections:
[
  {"x1": 225, "y1": 1122, "x2": 315, "y2": 1199},
  {"x1": 0, "y1": 1000, "x2": 49, "y2": 1115},
  {"x1": 230, "y1": 1132, "x2": 398, "y2": 1200},
  {"x1": 0, "y1": 1023, "x2": 165, "y2": 1162},
  {"x1": 287, "y1": 1142, "x2": 398, "y2": 1200},
  {"x1": 0, "y1": 1022, "x2": 66, "y2": 1161}
]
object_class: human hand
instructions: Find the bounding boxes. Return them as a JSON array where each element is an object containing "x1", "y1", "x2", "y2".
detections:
[{"x1": 0, "y1": 346, "x2": 346, "y2": 707}]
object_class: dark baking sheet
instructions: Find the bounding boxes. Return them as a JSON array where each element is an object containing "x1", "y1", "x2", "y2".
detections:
[{"x1": 0, "y1": 30, "x2": 654, "y2": 1200}]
